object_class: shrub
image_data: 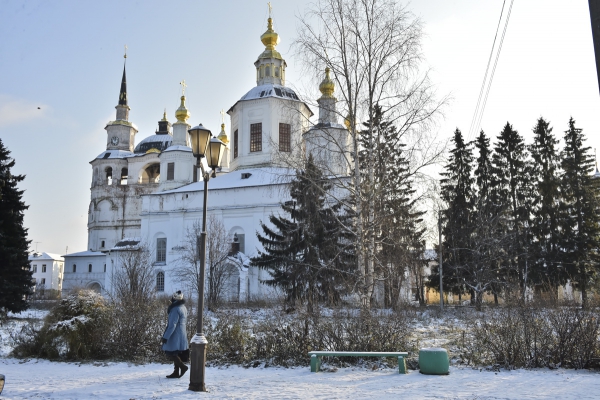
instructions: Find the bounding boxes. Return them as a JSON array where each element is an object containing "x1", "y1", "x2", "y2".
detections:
[{"x1": 12, "y1": 290, "x2": 110, "y2": 359}]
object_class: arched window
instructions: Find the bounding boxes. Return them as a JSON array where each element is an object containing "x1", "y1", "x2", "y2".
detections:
[
  {"x1": 88, "y1": 264, "x2": 92, "y2": 273},
  {"x1": 156, "y1": 272, "x2": 165, "y2": 292},
  {"x1": 105, "y1": 167, "x2": 113, "y2": 185},
  {"x1": 73, "y1": 264, "x2": 77, "y2": 273},
  {"x1": 156, "y1": 238, "x2": 167, "y2": 263},
  {"x1": 120, "y1": 168, "x2": 128, "y2": 185},
  {"x1": 265, "y1": 66, "x2": 271, "y2": 77}
]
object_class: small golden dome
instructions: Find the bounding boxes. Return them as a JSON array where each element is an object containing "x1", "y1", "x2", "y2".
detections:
[
  {"x1": 261, "y1": 18, "x2": 280, "y2": 50},
  {"x1": 175, "y1": 95, "x2": 190, "y2": 123},
  {"x1": 161, "y1": 109, "x2": 168, "y2": 121},
  {"x1": 344, "y1": 113, "x2": 353, "y2": 130},
  {"x1": 217, "y1": 123, "x2": 229, "y2": 145},
  {"x1": 319, "y1": 67, "x2": 335, "y2": 98},
  {"x1": 146, "y1": 148, "x2": 160, "y2": 154}
]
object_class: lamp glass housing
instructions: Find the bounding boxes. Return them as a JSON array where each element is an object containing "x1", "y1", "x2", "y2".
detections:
[
  {"x1": 188, "y1": 124, "x2": 212, "y2": 158},
  {"x1": 207, "y1": 138, "x2": 226, "y2": 170}
]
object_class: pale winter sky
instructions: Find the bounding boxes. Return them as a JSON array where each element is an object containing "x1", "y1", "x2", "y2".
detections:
[{"x1": 0, "y1": 0, "x2": 598, "y2": 255}]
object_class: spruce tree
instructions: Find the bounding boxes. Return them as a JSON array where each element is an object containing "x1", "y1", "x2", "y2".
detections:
[
  {"x1": 358, "y1": 105, "x2": 426, "y2": 307},
  {"x1": 437, "y1": 128, "x2": 474, "y2": 299},
  {"x1": 0, "y1": 138, "x2": 32, "y2": 316},
  {"x1": 252, "y1": 155, "x2": 353, "y2": 309},
  {"x1": 359, "y1": 105, "x2": 426, "y2": 307},
  {"x1": 491, "y1": 122, "x2": 531, "y2": 293},
  {"x1": 470, "y1": 130, "x2": 508, "y2": 306},
  {"x1": 559, "y1": 118, "x2": 600, "y2": 308},
  {"x1": 528, "y1": 117, "x2": 562, "y2": 288}
]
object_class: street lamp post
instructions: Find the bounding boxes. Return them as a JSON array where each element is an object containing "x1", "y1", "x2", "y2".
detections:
[{"x1": 187, "y1": 123, "x2": 225, "y2": 392}]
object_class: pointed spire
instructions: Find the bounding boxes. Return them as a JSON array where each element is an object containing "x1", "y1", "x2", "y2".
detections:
[{"x1": 118, "y1": 63, "x2": 128, "y2": 106}]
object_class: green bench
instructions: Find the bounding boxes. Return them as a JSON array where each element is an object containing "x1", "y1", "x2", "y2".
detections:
[{"x1": 308, "y1": 351, "x2": 409, "y2": 374}]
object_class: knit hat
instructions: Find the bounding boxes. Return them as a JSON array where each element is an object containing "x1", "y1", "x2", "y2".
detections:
[{"x1": 172, "y1": 290, "x2": 184, "y2": 301}]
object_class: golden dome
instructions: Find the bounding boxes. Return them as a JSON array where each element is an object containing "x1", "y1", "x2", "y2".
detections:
[
  {"x1": 319, "y1": 67, "x2": 335, "y2": 98},
  {"x1": 259, "y1": 17, "x2": 282, "y2": 60},
  {"x1": 344, "y1": 113, "x2": 353, "y2": 130},
  {"x1": 161, "y1": 109, "x2": 168, "y2": 121},
  {"x1": 217, "y1": 123, "x2": 229, "y2": 144},
  {"x1": 261, "y1": 18, "x2": 279, "y2": 49},
  {"x1": 175, "y1": 95, "x2": 190, "y2": 123},
  {"x1": 145, "y1": 148, "x2": 160, "y2": 154}
]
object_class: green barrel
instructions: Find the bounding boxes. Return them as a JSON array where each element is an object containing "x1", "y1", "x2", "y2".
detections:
[{"x1": 419, "y1": 348, "x2": 449, "y2": 375}]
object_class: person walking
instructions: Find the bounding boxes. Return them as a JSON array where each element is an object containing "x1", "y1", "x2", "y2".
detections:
[{"x1": 162, "y1": 290, "x2": 189, "y2": 379}]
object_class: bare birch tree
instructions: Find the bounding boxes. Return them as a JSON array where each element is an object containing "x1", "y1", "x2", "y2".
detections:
[
  {"x1": 294, "y1": 0, "x2": 447, "y2": 306},
  {"x1": 172, "y1": 216, "x2": 241, "y2": 309}
]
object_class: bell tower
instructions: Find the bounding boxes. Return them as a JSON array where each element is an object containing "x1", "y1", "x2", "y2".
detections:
[{"x1": 105, "y1": 50, "x2": 138, "y2": 152}]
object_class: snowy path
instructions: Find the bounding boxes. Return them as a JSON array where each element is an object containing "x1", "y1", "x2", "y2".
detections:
[{"x1": 0, "y1": 358, "x2": 598, "y2": 399}]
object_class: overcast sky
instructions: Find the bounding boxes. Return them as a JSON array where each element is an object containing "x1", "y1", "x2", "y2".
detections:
[{"x1": 1, "y1": 0, "x2": 598, "y2": 255}]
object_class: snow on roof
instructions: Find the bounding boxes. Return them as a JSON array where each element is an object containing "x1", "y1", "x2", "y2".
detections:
[
  {"x1": 134, "y1": 133, "x2": 173, "y2": 154},
  {"x1": 28, "y1": 252, "x2": 65, "y2": 261},
  {"x1": 240, "y1": 84, "x2": 301, "y2": 102},
  {"x1": 63, "y1": 250, "x2": 105, "y2": 258},
  {"x1": 228, "y1": 84, "x2": 313, "y2": 116},
  {"x1": 92, "y1": 150, "x2": 134, "y2": 162},
  {"x1": 155, "y1": 167, "x2": 295, "y2": 195},
  {"x1": 163, "y1": 145, "x2": 192, "y2": 153},
  {"x1": 112, "y1": 237, "x2": 141, "y2": 250}
]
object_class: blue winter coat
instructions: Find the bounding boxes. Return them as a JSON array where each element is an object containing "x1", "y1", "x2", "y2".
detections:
[{"x1": 162, "y1": 300, "x2": 189, "y2": 353}]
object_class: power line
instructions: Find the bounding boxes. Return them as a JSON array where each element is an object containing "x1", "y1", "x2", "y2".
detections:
[
  {"x1": 468, "y1": 0, "x2": 514, "y2": 140},
  {"x1": 468, "y1": 0, "x2": 506, "y2": 139}
]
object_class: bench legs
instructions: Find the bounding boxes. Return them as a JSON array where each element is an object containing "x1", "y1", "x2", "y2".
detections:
[
  {"x1": 398, "y1": 356, "x2": 407, "y2": 374},
  {"x1": 310, "y1": 354, "x2": 322, "y2": 372}
]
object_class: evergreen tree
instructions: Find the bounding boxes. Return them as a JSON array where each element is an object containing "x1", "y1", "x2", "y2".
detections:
[
  {"x1": 491, "y1": 122, "x2": 531, "y2": 293},
  {"x1": 358, "y1": 105, "x2": 426, "y2": 307},
  {"x1": 559, "y1": 118, "x2": 600, "y2": 308},
  {"x1": 528, "y1": 117, "x2": 562, "y2": 287},
  {"x1": 252, "y1": 155, "x2": 353, "y2": 309},
  {"x1": 0, "y1": 138, "x2": 32, "y2": 316},
  {"x1": 436, "y1": 128, "x2": 475, "y2": 299},
  {"x1": 469, "y1": 130, "x2": 509, "y2": 306}
]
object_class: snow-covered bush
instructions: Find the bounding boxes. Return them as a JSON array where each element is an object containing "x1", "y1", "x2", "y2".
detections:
[{"x1": 12, "y1": 290, "x2": 110, "y2": 359}]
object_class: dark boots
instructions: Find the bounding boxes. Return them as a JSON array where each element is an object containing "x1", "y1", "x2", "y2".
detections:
[{"x1": 166, "y1": 354, "x2": 188, "y2": 379}]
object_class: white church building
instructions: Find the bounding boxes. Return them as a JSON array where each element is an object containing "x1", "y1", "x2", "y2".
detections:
[{"x1": 62, "y1": 16, "x2": 352, "y2": 302}]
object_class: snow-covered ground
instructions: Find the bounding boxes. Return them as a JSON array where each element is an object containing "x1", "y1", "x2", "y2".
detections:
[
  {"x1": 0, "y1": 358, "x2": 599, "y2": 399},
  {"x1": 1, "y1": 308, "x2": 599, "y2": 399}
]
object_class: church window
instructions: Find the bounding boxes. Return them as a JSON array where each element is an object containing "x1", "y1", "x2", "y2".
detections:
[
  {"x1": 232, "y1": 233, "x2": 246, "y2": 254},
  {"x1": 265, "y1": 65, "x2": 271, "y2": 77},
  {"x1": 42, "y1": 264, "x2": 47, "y2": 273},
  {"x1": 156, "y1": 272, "x2": 165, "y2": 292},
  {"x1": 167, "y1": 163, "x2": 175, "y2": 181},
  {"x1": 250, "y1": 123, "x2": 262, "y2": 152},
  {"x1": 101, "y1": 240, "x2": 105, "y2": 248},
  {"x1": 275, "y1": 66, "x2": 280, "y2": 77},
  {"x1": 88, "y1": 264, "x2": 92, "y2": 273},
  {"x1": 234, "y1": 129, "x2": 239, "y2": 158},
  {"x1": 156, "y1": 238, "x2": 167, "y2": 263},
  {"x1": 279, "y1": 123, "x2": 291, "y2": 152},
  {"x1": 104, "y1": 264, "x2": 106, "y2": 272},
  {"x1": 120, "y1": 168, "x2": 128, "y2": 185},
  {"x1": 106, "y1": 167, "x2": 113, "y2": 185},
  {"x1": 73, "y1": 264, "x2": 76, "y2": 273}
]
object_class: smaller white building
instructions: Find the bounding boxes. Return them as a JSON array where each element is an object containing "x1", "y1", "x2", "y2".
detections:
[
  {"x1": 60, "y1": 250, "x2": 107, "y2": 294},
  {"x1": 28, "y1": 252, "x2": 65, "y2": 295}
]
